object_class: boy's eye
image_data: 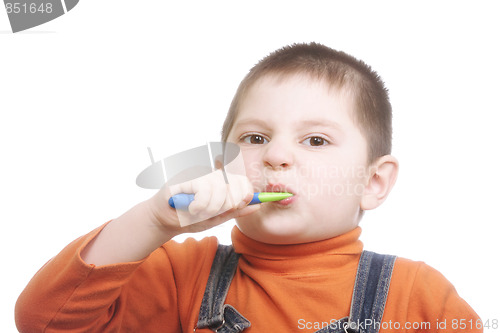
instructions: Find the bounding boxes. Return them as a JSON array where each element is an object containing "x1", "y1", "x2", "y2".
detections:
[
  {"x1": 302, "y1": 136, "x2": 329, "y2": 147},
  {"x1": 242, "y1": 134, "x2": 269, "y2": 145}
]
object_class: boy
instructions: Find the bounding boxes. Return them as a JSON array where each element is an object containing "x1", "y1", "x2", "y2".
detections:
[{"x1": 16, "y1": 43, "x2": 481, "y2": 332}]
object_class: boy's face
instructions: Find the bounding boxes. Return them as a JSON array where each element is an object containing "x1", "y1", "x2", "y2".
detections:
[{"x1": 227, "y1": 74, "x2": 371, "y2": 244}]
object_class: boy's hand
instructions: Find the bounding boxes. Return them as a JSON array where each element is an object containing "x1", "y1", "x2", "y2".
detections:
[
  {"x1": 147, "y1": 170, "x2": 259, "y2": 235},
  {"x1": 82, "y1": 168, "x2": 258, "y2": 266}
]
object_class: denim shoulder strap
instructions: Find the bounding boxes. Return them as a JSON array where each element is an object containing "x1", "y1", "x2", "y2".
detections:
[
  {"x1": 196, "y1": 244, "x2": 251, "y2": 333},
  {"x1": 315, "y1": 250, "x2": 396, "y2": 333},
  {"x1": 345, "y1": 250, "x2": 396, "y2": 333}
]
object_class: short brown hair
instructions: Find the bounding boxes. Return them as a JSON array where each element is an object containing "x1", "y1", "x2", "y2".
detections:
[{"x1": 221, "y1": 42, "x2": 392, "y2": 163}]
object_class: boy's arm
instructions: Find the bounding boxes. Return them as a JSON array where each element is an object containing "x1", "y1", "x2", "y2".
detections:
[
  {"x1": 14, "y1": 222, "x2": 176, "y2": 332},
  {"x1": 15, "y1": 221, "x2": 219, "y2": 332},
  {"x1": 81, "y1": 171, "x2": 257, "y2": 266},
  {"x1": 15, "y1": 171, "x2": 258, "y2": 331},
  {"x1": 79, "y1": 200, "x2": 179, "y2": 266}
]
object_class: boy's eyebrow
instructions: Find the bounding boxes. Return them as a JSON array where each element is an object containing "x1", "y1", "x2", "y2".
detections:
[
  {"x1": 297, "y1": 119, "x2": 345, "y2": 132},
  {"x1": 232, "y1": 118, "x2": 271, "y2": 130}
]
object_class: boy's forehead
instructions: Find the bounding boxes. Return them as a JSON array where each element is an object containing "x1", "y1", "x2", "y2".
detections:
[{"x1": 238, "y1": 73, "x2": 357, "y2": 124}]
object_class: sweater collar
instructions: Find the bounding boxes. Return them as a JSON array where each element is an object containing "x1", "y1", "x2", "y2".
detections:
[{"x1": 231, "y1": 226, "x2": 363, "y2": 261}]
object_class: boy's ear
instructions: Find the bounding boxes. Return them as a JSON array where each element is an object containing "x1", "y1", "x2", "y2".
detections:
[{"x1": 360, "y1": 155, "x2": 399, "y2": 211}]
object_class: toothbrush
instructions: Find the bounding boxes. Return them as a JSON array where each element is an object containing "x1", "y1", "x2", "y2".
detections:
[{"x1": 168, "y1": 192, "x2": 293, "y2": 210}]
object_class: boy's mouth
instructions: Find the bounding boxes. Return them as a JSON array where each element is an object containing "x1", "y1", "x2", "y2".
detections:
[{"x1": 265, "y1": 183, "x2": 296, "y2": 206}]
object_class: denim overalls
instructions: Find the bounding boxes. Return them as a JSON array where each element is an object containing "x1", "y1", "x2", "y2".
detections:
[{"x1": 195, "y1": 245, "x2": 396, "y2": 333}]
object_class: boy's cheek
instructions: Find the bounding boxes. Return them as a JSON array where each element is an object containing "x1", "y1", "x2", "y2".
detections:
[{"x1": 297, "y1": 176, "x2": 365, "y2": 202}]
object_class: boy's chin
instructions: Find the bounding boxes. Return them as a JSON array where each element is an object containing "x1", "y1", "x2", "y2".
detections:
[{"x1": 236, "y1": 216, "x2": 321, "y2": 245}]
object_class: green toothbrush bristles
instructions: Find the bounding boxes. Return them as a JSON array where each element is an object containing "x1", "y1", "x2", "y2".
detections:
[{"x1": 258, "y1": 192, "x2": 294, "y2": 203}]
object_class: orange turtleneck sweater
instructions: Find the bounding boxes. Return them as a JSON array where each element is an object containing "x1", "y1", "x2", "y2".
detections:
[{"x1": 15, "y1": 224, "x2": 481, "y2": 332}]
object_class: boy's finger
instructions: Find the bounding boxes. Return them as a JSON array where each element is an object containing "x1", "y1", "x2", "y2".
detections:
[
  {"x1": 233, "y1": 204, "x2": 261, "y2": 218},
  {"x1": 203, "y1": 182, "x2": 229, "y2": 217},
  {"x1": 188, "y1": 183, "x2": 211, "y2": 215},
  {"x1": 224, "y1": 176, "x2": 253, "y2": 209}
]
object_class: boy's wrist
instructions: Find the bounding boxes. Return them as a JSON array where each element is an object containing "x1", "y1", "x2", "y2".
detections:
[
  {"x1": 83, "y1": 200, "x2": 181, "y2": 266},
  {"x1": 142, "y1": 197, "x2": 183, "y2": 239}
]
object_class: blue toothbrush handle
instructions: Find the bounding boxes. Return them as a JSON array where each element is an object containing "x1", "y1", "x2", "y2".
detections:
[
  {"x1": 168, "y1": 193, "x2": 195, "y2": 210},
  {"x1": 248, "y1": 192, "x2": 260, "y2": 205},
  {"x1": 169, "y1": 193, "x2": 261, "y2": 210}
]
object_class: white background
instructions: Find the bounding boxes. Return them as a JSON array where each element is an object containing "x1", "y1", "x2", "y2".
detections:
[{"x1": 1, "y1": 1, "x2": 499, "y2": 331}]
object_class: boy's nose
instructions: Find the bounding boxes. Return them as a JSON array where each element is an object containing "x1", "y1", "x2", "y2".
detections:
[{"x1": 262, "y1": 140, "x2": 294, "y2": 170}]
